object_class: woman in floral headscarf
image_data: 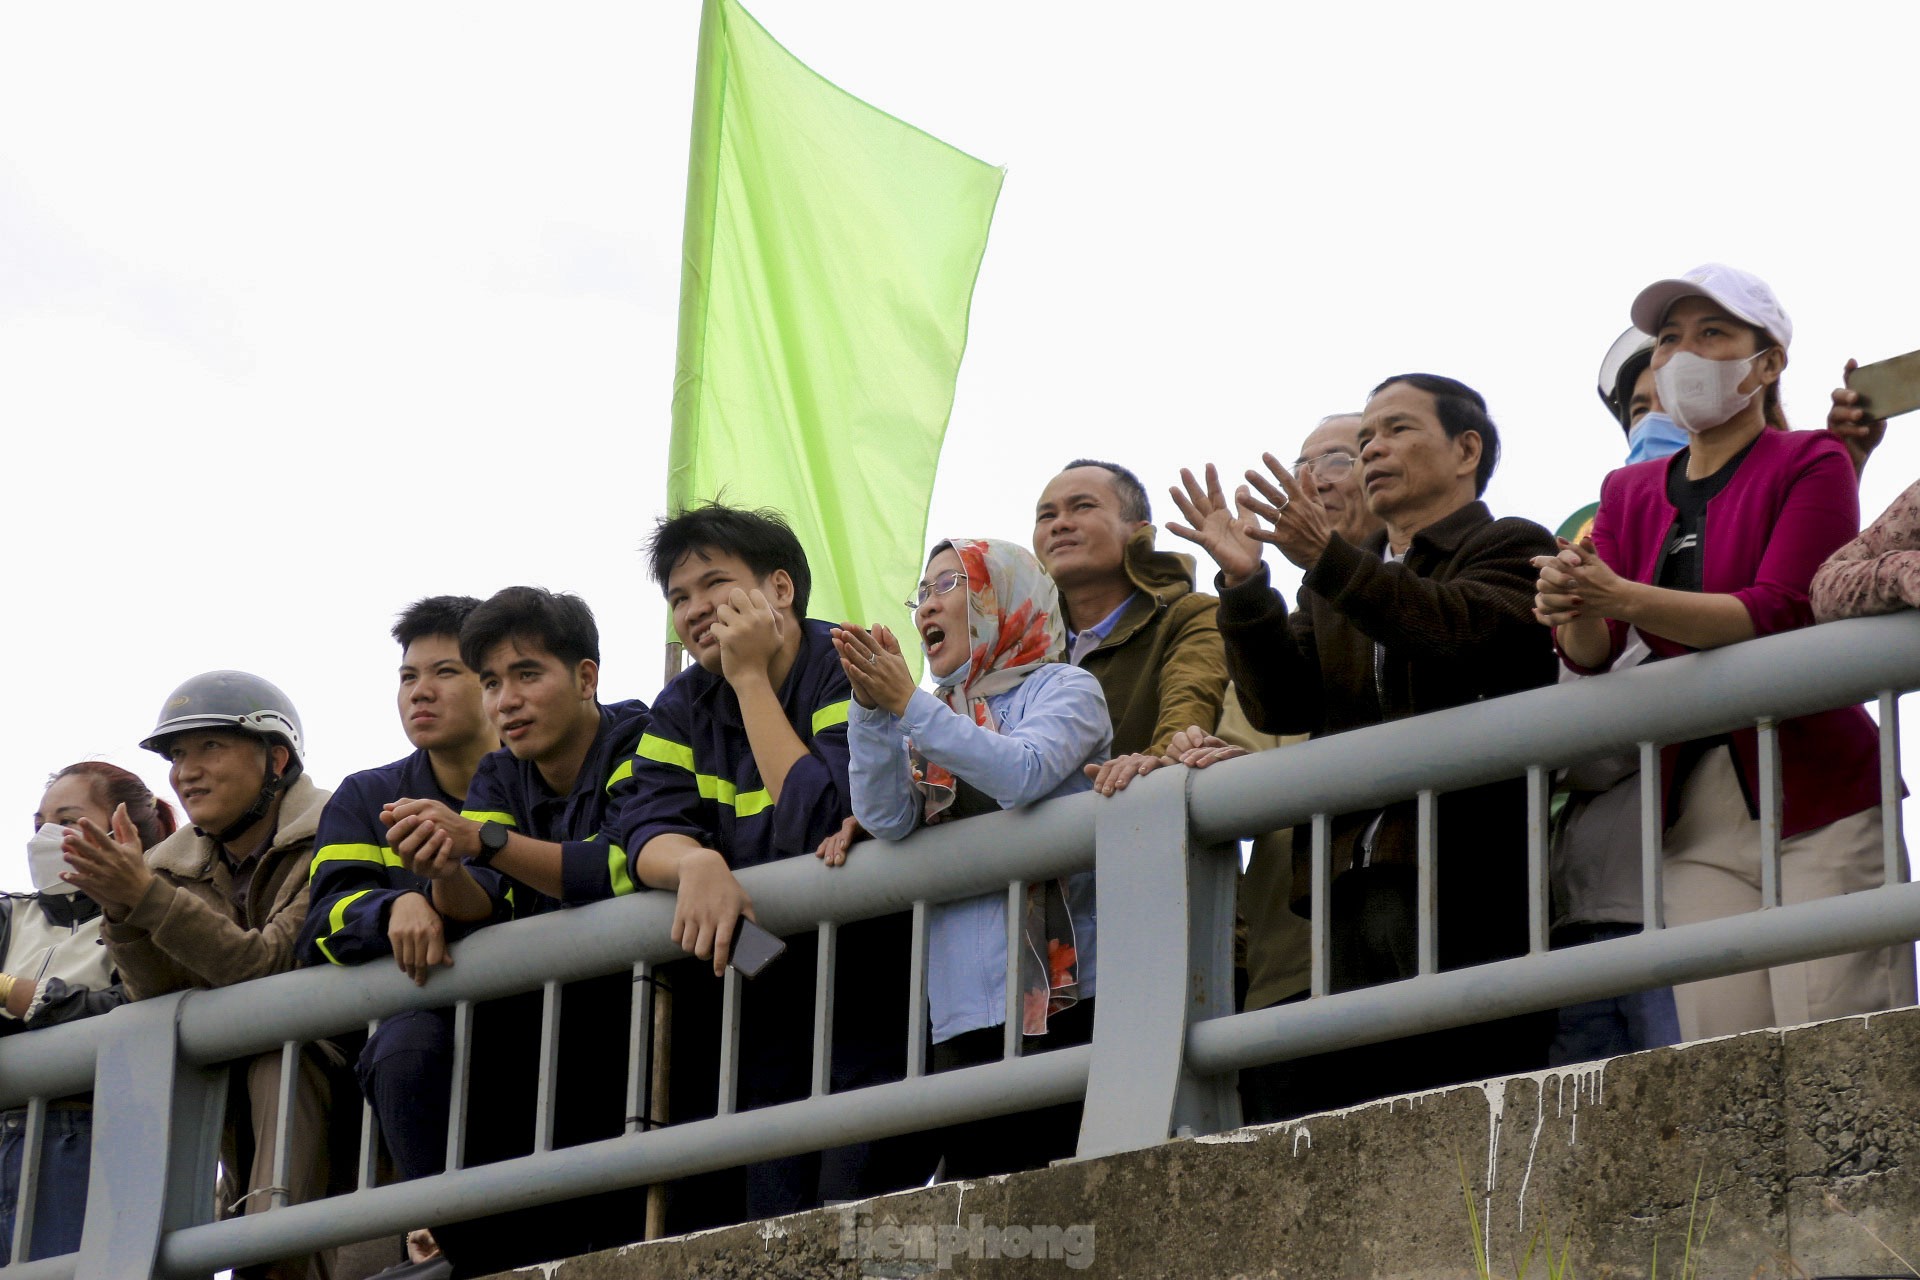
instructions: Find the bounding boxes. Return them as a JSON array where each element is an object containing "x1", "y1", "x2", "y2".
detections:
[{"x1": 823, "y1": 537, "x2": 1110, "y2": 1180}]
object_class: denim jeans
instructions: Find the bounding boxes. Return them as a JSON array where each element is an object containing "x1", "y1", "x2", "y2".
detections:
[
  {"x1": 1547, "y1": 922, "x2": 1682, "y2": 1066},
  {"x1": 0, "y1": 1105, "x2": 91, "y2": 1260}
]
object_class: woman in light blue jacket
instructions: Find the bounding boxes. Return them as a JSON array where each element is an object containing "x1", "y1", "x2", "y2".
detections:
[{"x1": 822, "y1": 536, "x2": 1109, "y2": 1180}]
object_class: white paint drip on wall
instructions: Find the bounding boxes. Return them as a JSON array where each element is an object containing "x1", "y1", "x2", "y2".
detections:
[
  {"x1": 1479, "y1": 1078, "x2": 1506, "y2": 1265},
  {"x1": 1473, "y1": 1060, "x2": 1613, "y2": 1238},
  {"x1": 1293, "y1": 1126, "x2": 1311, "y2": 1156},
  {"x1": 1516, "y1": 1080, "x2": 1546, "y2": 1231}
]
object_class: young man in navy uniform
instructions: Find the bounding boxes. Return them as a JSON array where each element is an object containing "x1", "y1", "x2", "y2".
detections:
[
  {"x1": 364, "y1": 588, "x2": 650, "y2": 1276},
  {"x1": 618, "y1": 503, "x2": 923, "y2": 1227}
]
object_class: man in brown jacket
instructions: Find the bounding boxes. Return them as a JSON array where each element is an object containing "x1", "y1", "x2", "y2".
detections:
[
  {"x1": 1032, "y1": 459, "x2": 1229, "y2": 794},
  {"x1": 64, "y1": 670, "x2": 337, "y2": 1280},
  {"x1": 1170, "y1": 374, "x2": 1558, "y2": 1119}
]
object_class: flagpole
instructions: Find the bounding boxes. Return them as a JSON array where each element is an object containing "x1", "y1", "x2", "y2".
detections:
[{"x1": 644, "y1": 641, "x2": 685, "y2": 1240}]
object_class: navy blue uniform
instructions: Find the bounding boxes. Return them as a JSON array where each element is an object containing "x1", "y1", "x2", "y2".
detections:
[
  {"x1": 611, "y1": 622, "x2": 923, "y2": 1228},
  {"x1": 296, "y1": 748, "x2": 508, "y2": 968},
  {"x1": 358, "y1": 697, "x2": 650, "y2": 1273},
  {"x1": 613, "y1": 625, "x2": 850, "y2": 872},
  {"x1": 464, "y1": 698, "x2": 652, "y2": 909}
]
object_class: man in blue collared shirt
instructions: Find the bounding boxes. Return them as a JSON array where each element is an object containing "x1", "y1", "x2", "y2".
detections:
[
  {"x1": 1032, "y1": 459, "x2": 1228, "y2": 796},
  {"x1": 618, "y1": 503, "x2": 922, "y2": 1228}
]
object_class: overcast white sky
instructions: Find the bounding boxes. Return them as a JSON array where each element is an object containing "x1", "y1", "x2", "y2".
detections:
[{"x1": 5, "y1": 2, "x2": 1920, "y2": 890}]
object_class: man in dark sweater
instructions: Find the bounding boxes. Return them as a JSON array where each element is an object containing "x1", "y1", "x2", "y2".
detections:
[{"x1": 1169, "y1": 373, "x2": 1558, "y2": 1117}]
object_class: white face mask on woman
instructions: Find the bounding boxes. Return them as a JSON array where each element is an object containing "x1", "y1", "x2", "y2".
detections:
[
  {"x1": 26, "y1": 823, "x2": 78, "y2": 895},
  {"x1": 1654, "y1": 348, "x2": 1770, "y2": 434}
]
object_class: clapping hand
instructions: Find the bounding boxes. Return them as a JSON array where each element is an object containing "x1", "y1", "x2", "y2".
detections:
[
  {"x1": 831, "y1": 623, "x2": 918, "y2": 717},
  {"x1": 1236, "y1": 453, "x2": 1335, "y2": 570}
]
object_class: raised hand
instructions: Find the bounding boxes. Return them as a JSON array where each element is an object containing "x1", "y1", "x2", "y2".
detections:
[
  {"x1": 1829, "y1": 358, "x2": 1887, "y2": 477},
  {"x1": 832, "y1": 622, "x2": 918, "y2": 717},
  {"x1": 60, "y1": 805, "x2": 152, "y2": 913},
  {"x1": 713, "y1": 587, "x2": 785, "y2": 686},
  {"x1": 1238, "y1": 452, "x2": 1334, "y2": 570},
  {"x1": 1167, "y1": 464, "x2": 1265, "y2": 587}
]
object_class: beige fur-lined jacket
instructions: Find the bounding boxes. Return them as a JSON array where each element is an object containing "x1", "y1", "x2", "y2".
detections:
[{"x1": 103, "y1": 775, "x2": 331, "y2": 1001}]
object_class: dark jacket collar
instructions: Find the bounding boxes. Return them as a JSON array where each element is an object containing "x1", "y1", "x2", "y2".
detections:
[{"x1": 1368, "y1": 499, "x2": 1492, "y2": 563}]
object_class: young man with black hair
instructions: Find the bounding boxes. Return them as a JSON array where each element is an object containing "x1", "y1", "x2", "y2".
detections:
[
  {"x1": 1031, "y1": 458, "x2": 1228, "y2": 795},
  {"x1": 371, "y1": 587, "x2": 650, "y2": 1276},
  {"x1": 616, "y1": 503, "x2": 919, "y2": 1226},
  {"x1": 299, "y1": 595, "x2": 503, "y2": 978}
]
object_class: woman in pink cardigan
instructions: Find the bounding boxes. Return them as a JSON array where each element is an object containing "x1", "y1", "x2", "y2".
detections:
[{"x1": 1534, "y1": 263, "x2": 1914, "y2": 1041}]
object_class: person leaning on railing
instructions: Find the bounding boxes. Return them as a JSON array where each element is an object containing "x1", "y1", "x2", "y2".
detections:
[
  {"x1": 823, "y1": 536, "x2": 1109, "y2": 1181},
  {"x1": 1535, "y1": 263, "x2": 1915, "y2": 1043},
  {"x1": 0, "y1": 763, "x2": 175, "y2": 1261},
  {"x1": 1167, "y1": 373, "x2": 1560, "y2": 1119}
]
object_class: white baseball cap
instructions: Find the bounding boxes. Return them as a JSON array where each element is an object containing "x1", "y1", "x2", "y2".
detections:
[{"x1": 1629, "y1": 262, "x2": 1792, "y2": 353}]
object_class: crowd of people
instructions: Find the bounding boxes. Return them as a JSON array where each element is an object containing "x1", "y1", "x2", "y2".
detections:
[{"x1": 6, "y1": 262, "x2": 1920, "y2": 1279}]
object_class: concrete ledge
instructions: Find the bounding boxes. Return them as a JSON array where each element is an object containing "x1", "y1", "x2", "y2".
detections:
[{"x1": 490, "y1": 1004, "x2": 1920, "y2": 1278}]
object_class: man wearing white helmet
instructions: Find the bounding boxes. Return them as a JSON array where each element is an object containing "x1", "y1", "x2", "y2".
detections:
[{"x1": 62, "y1": 670, "x2": 339, "y2": 1280}]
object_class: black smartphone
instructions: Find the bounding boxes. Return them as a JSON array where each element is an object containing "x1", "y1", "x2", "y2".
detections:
[{"x1": 730, "y1": 917, "x2": 787, "y2": 978}]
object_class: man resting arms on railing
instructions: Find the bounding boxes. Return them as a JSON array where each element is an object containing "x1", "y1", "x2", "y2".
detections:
[{"x1": 617, "y1": 504, "x2": 923, "y2": 1231}]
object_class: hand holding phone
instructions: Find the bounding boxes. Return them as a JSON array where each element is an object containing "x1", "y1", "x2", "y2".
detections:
[
  {"x1": 730, "y1": 917, "x2": 787, "y2": 978},
  {"x1": 1846, "y1": 349, "x2": 1920, "y2": 423}
]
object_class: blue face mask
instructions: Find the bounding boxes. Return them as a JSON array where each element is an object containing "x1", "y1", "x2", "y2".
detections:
[
  {"x1": 934, "y1": 656, "x2": 972, "y2": 691},
  {"x1": 1625, "y1": 411, "x2": 1689, "y2": 465}
]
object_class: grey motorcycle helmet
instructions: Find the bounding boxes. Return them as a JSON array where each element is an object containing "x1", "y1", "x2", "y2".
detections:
[{"x1": 140, "y1": 671, "x2": 305, "y2": 840}]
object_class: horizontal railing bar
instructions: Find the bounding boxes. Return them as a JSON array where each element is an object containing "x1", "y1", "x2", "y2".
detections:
[
  {"x1": 163, "y1": 809, "x2": 1099, "y2": 1067},
  {"x1": 1186, "y1": 880, "x2": 1920, "y2": 1076},
  {"x1": 14, "y1": 614, "x2": 1915, "y2": 1092},
  {"x1": 156, "y1": 1048, "x2": 1090, "y2": 1277},
  {"x1": 0, "y1": 1019, "x2": 109, "y2": 1111},
  {"x1": 0, "y1": 1256, "x2": 77, "y2": 1280},
  {"x1": 1188, "y1": 611, "x2": 1920, "y2": 846}
]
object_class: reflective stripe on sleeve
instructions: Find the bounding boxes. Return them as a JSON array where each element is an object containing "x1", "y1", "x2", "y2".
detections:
[
  {"x1": 459, "y1": 810, "x2": 518, "y2": 828},
  {"x1": 313, "y1": 889, "x2": 376, "y2": 966},
  {"x1": 635, "y1": 734, "x2": 697, "y2": 772},
  {"x1": 309, "y1": 843, "x2": 404, "y2": 881}
]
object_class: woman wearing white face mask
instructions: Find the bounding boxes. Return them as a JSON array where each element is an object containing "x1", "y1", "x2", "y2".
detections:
[
  {"x1": 2, "y1": 762, "x2": 176, "y2": 1259},
  {"x1": 1533, "y1": 263, "x2": 1914, "y2": 1043}
]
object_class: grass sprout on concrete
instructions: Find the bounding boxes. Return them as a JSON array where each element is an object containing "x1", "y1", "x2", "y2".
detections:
[
  {"x1": 1459, "y1": 1157, "x2": 1719, "y2": 1280},
  {"x1": 1459, "y1": 1153, "x2": 1574, "y2": 1280}
]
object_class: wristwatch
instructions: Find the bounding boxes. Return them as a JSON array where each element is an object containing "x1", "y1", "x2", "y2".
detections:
[{"x1": 474, "y1": 820, "x2": 510, "y2": 867}]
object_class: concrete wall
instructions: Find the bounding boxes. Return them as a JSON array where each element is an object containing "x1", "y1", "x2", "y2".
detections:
[{"x1": 489, "y1": 1006, "x2": 1920, "y2": 1279}]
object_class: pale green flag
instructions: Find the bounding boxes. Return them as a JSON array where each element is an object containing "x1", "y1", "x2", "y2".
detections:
[{"x1": 670, "y1": 0, "x2": 1003, "y2": 669}]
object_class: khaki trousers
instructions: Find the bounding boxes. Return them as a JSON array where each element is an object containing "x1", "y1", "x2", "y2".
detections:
[
  {"x1": 221, "y1": 1047, "x2": 337, "y2": 1280},
  {"x1": 1664, "y1": 749, "x2": 1917, "y2": 1040}
]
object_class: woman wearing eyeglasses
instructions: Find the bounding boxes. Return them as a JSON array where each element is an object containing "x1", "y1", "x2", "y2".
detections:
[{"x1": 821, "y1": 537, "x2": 1109, "y2": 1180}]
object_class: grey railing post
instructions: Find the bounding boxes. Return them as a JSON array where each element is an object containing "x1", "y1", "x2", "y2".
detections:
[
  {"x1": 77, "y1": 991, "x2": 226, "y2": 1280},
  {"x1": 1077, "y1": 764, "x2": 1235, "y2": 1159}
]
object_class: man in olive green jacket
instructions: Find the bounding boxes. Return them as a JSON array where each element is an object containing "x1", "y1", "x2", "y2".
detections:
[{"x1": 1033, "y1": 459, "x2": 1230, "y2": 795}]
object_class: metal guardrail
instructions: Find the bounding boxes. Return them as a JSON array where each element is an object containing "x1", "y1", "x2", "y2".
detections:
[{"x1": 4, "y1": 612, "x2": 1919, "y2": 1278}]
